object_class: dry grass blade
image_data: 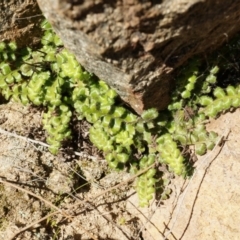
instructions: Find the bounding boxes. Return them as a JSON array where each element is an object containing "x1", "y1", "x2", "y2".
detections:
[
  {"x1": 0, "y1": 179, "x2": 99, "y2": 240},
  {"x1": 0, "y1": 127, "x2": 99, "y2": 160},
  {"x1": 8, "y1": 212, "x2": 56, "y2": 240},
  {"x1": 0, "y1": 178, "x2": 73, "y2": 220}
]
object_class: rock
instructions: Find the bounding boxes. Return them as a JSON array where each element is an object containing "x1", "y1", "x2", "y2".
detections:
[
  {"x1": 36, "y1": 0, "x2": 240, "y2": 113},
  {"x1": 127, "y1": 109, "x2": 240, "y2": 240},
  {"x1": 0, "y1": 0, "x2": 44, "y2": 48},
  {"x1": 46, "y1": 169, "x2": 73, "y2": 194}
]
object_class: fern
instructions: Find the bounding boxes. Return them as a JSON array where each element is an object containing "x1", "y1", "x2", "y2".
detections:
[{"x1": 0, "y1": 19, "x2": 240, "y2": 207}]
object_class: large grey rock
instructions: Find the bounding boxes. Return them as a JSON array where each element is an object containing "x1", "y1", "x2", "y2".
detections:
[{"x1": 37, "y1": 1, "x2": 240, "y2": 113}]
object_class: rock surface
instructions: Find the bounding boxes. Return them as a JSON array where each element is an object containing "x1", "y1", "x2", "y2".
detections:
[
  {"x1": 37, "y1": 0, "x2": 240, "y2": 113},
  {"x1": 0, "y1": 0, "x2": 43, "y2": 48},
  {"x1": 127, "y1": 109, "x2": 240, "y2": 240}
]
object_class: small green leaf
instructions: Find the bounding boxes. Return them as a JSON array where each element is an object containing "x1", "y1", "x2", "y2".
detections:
[
  {"x1": 49, "y1": 146, "x2": 59, "y2": 155},
  {"x1": 115, "y1": 131, "x2": 128, "y2": 143},
  {"x1": 146, "y1": 186, "x2": 155, "y2": 195},
  {"x1": 206, "y1": 141, "x2": 215, "y2": 150},
  {"x1": 90, "y1": 113, "x2": 99, "y2": 123},
  {"x1": 105, "y1": 153, "x2": 114, "y2": 162},
  {"x1": 123, "y1": 113, "x2": 137, "y2": 123},
  {"x1": 12, "y1": 84, "x2": 19, "y2": 95},
  {"x1": 109, "y1": 160, "x2": 119, "y2": 169},
  {"x1": 90, "y1": 89, "x2": 99, "y2": 100},
  {"x1": 146, "y1": 121, "x2": 155, "y2": 129},
  {"x1": 20, "y1": 64, "x2": 33, "y2": 76},
  {"x1": 61, "y1": 115, "x2": 70, "y2": 125},
  {"x1": 41, "y1": 31, "x2": 54, "y2": 45},
  {"x1": 125, "y1": 123, "x2": 135, "y2": 136},
  {"x1": 45, "y1": 51, "x2": 56, "y2": 62},
  {"x1": 54, "y1": 35, "x2": 63, "y2": 46},
  {"x1": 168, "y1": 101, "x2": 183, "y2": 111},
  {"x1": 1, "y1": 63, "x2": 11, "y2": 75},
  {"x1": 195, "y1": 143, "x2": 207, "y2": 155},
  {"x1": 55, "y1": 133, "x2": 65, "y2": 141},
  {"x1": 2, "y1": 87, "x2": 12, "y2": 100},
  {"x1": 208, "y1": 131, "x2": 218, "y2": 140},
  {"x1": 190, "y1": 134, "x2": 199, "y2": 143},
  {"x1": 59, "y1": 105, "x2": 69, "y2": 113},
  {"x1": 143, "y1": 131, "x2": 152, "y2": 144},
  {"x1": 50, "y1": 98, "x2": 61, "y2": 106},
  {"x1": 32, "y1": 97, "x2": 43, "y2": 106},
  {"x1": 5, "y1": 75, "x2": 14, "y2": 84},
  {"x1": 188, "y1": 75, "x2": 197, "y2": 84},
  {"x1": 9, "y1": 53, "x2": 16, "y2": 61},
  {"x1": 181, "y1": 90, "x2": 191, "y2": 99},
  {"x1": 116, "y1": 153, "x2": 129, "y2": 163},
  {"x1": 111, "y1": 118, "x2": 122, "y2": 134},
  {"x1": 12, "y1": 71, "x2": 22, "y2": 82},
  {"x1": 199, "y1": 96, "x2": 213, "y2": 106},
  {"x1": 213, "y1": 87, "x2": 225, "y2": 98},
  {"x1": 103, "y1": 143, "x2": 114, "y2": 152},
  {"x1": 146, "y1": 169, "x2": 156, "y2": 178},
  {"x1": 106, "y1": 89, "x2": 117, "y2": 99},
  {"x1": 174, "y1": 134, "x2": 187, "y2": 144},
  {"x1": 210, "y1": 65, "x2": 219, "y2": 75},
  {"x1": 99, "y1": 80, "x2": 109, "y2": 91},
  {"x1": 0, "y1": 78, "x2": 7, "y2": 88},
  {"x1": 141, "y1": 108, "x2": 158, "y2": 121},
  {"x1": 226, "y1": 85, "x2": 236, "y2": 96},
  {"x1": 100, "y1": 104, "x2": 112, "y2": 115},
  {"x1": 41, "y1": 19, "x2": 52, "y2": 30},
  {"x1": 8, "y1": 42, "x2": 17, "y2": 51},
  {"x1": 113, "y1": 107, "x2": 126, "y2": 118},
  {"x1": 197, "y1": 131, "x2": 208, "y2": 141},
  {"x1": 147, "y1": 155, "x2": 155, "y2": 165},
  {"x1": 56, "y1": 125, "x2": 68, "y2": 134},
  {"x1": 102, "y1": 115, "x2": 113, "y2": 128},
  {"x1": 20, "y1": 95, "x2": 29, "y2": 105},
  {"x1": 2, "y1": 52, "x2": 8, "y2": 60},
  {"x1": 0, "y1": 42, "x2": 6, "y2": 51},
  {"x1": 186, "y1": 83, "x2": 194, "y2": 91},
  {"x1": 139, "y1": 156, "x2": 148, "y2": 168},
  {"x1": 206, "y1": 74, "x2": 216, "y2": 84},
  {"x1": 231, "y1": 98, "x2": 240, "y2": 108},
  {"x1": 221, "y1": 98, "x2": 232, "y2": 110}
]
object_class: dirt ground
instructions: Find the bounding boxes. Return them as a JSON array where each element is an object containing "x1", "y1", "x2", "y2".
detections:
[
  {"x1": 0, "y1": 102, "x2": 140, "y2": 240},
  {"x1": 0, "y1": 101, "x2": 240, "y2": 240}
]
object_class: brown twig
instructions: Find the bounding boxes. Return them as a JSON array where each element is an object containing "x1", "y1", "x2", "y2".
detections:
[
  {"x1": 8, "y1": 210, "x2": 99, "y2": 240},
  {"x1": 8, "y1": 212, "x2": 56, "y2": 240},
  {"x1": 0, "y1": 127, "x2": 99, "y2": 161},
  {"x1": 128, "y1": 200, "x2": 164, "y2": 239},
  {"x1": 0, "y1": 178, "x2": 73, "y2": 220},
  {"x1": 0, "y1": 178, "x2": 99, "y2": 240}
]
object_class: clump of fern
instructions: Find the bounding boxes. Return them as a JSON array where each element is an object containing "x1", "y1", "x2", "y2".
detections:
[{"x1": 0, "y1": 20, "x2": 240, "y2": 206}]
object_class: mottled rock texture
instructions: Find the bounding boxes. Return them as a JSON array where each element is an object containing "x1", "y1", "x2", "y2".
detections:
[{"x1": 0, "y1": 0, "x2": 43, "y2": 48}]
